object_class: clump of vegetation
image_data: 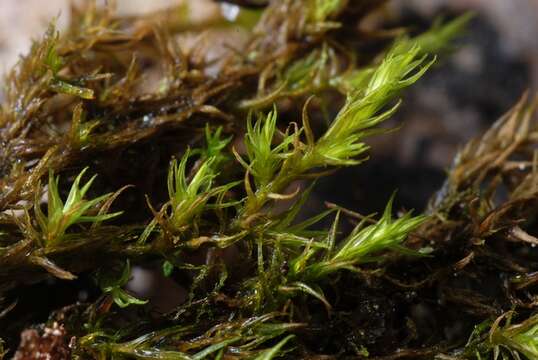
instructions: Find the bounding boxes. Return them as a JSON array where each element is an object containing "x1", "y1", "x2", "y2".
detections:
[{"x1": 0, "y1": 1, "x2": 537, "y2": 359}]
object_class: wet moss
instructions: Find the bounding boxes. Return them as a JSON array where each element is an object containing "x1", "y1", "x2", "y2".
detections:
[{"x1": 1, "y1": 1, "x2": 538, "y2": 359}]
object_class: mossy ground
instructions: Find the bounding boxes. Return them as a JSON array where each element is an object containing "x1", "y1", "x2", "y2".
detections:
[{"x1": 1, "y1": 1, "x2": 538, "y2": 359}]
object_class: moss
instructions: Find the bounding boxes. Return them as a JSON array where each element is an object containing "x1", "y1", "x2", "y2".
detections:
[{"x1": 2, "y1": 1, "x2": 538, "y2": 359}]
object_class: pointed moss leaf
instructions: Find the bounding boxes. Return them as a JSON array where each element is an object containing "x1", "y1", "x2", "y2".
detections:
[
  {"x1": 281, "y1": 281, "x2": 332, "y2": 312},
  {"x1": 254, "y1": 335, "x2": 295, "y2": 360},
  {"x1": 192, "y1": 337, "x2": 241, "y2": 360},
  {"x1": 49, "y1": 79, "x2": 95, "y2": 99}
]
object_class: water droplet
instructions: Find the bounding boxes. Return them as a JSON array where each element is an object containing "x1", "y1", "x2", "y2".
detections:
[
  {"x1": 142, "y1": 114, "x2": 153, "y2": 126},
  {"x1": 221, "y1": 3, "x2": 240, "y2": 22}
]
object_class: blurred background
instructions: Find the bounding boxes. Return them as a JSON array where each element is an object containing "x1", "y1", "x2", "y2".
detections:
[{"x1": 0, "y1": 0, "x2": 537, "y2": 214}]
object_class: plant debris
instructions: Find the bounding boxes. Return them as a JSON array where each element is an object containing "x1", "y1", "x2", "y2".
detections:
[{"x1": 13, "y1": 322, "x2": 71, "y2": 360}]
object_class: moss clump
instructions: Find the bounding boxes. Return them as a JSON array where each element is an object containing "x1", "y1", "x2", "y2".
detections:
[{"x1": 1, "y1": 1, "x2": 538, "y2": 359}]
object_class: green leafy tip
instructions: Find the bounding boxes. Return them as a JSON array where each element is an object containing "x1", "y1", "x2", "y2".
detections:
[
  {"x1": 412, "y1": 12, "x2": 474, "y2": 54},
  {"x1": 237, "y1": 108, "x2": 294, "y2": 188},
  {"x1": 295, "y1": 194, "x2": 426, "y2": 279},
  {"x1": 465, "y1": 312, "x2": 538, "y2": 359},
  {"x1": 167, "y1": 151, "x2": 217, "y2": 230},
  {"x1": 192, "y1": 124, "x2": 232, "y2": 165},
  {"x1": 166, "y1": 150, "x2": 238, "y2": 233},
  {"x1": 311, "y1": 43, "x2": 435, "y2": 167},
  {"x1": 35, "y1": 167, "x2": 122, "y2": 247},
  {"x1": 99, "y1": 260, "x2": 148, "y2": 308}
]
